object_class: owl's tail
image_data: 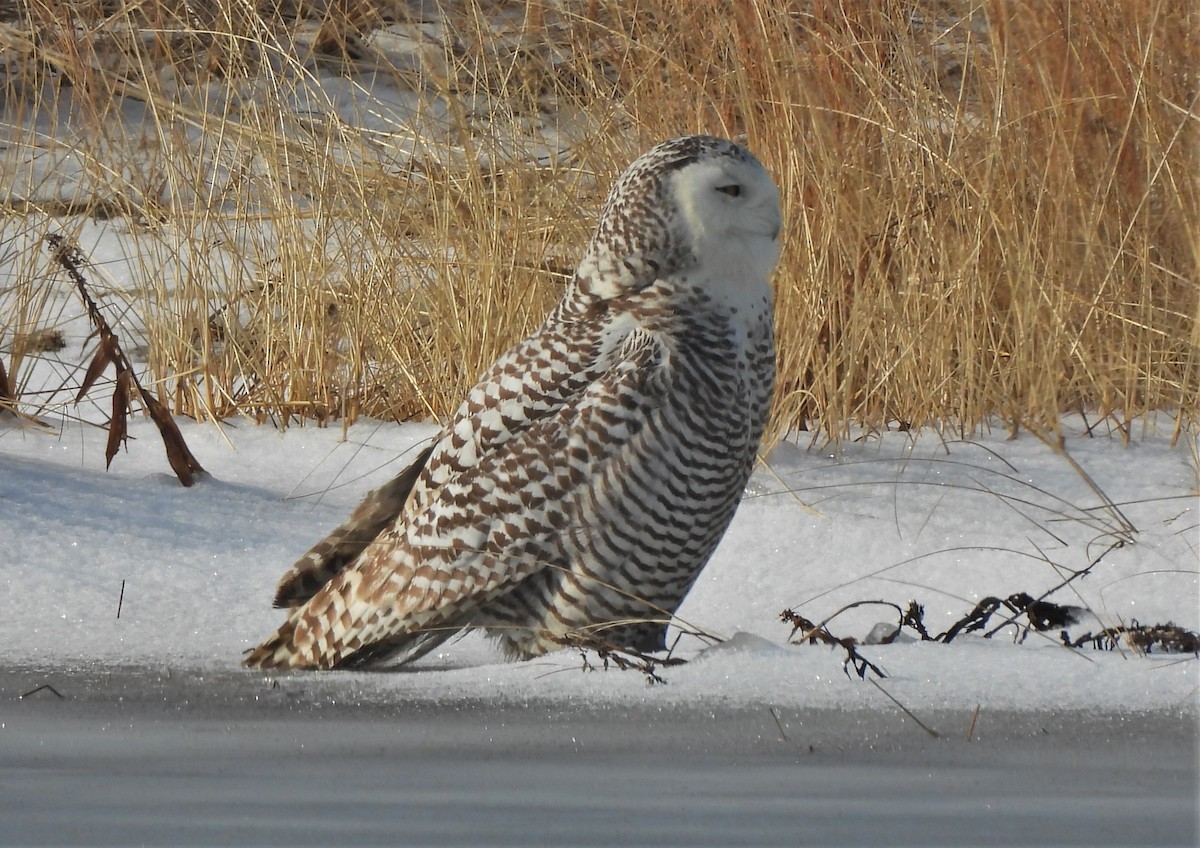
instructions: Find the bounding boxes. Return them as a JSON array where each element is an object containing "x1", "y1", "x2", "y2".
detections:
[
  {"x1": 242, "y1": 616, "x2": 312, "y2": 669},
  {"x1": 242, "y1": 603, "x2": 461, "y2": 670}
]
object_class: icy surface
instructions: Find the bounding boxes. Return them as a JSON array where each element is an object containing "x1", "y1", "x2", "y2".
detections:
[
  {"x1": 0, "y1": 703, "x2": 1192, "y2": 847},
  {"x1": 1, "y1": 660, "x2": 1196, "y2": 847}
]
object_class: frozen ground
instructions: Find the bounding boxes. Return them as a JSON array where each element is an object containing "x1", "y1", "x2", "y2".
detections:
[
  {"x1": 1, "y1": 665, "x2": 1195, "y2": 847},
  {"x1": 0, "y1": 413, "x2": 1197, "y2": 845}
]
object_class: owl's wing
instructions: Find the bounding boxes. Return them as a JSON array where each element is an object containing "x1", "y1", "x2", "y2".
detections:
[
  {"x1": 243, "y1": 329, "x2": 667, "y2": 669},
  {"x1": 272, "y1": 443, "x2": 434, "y2": 608}
]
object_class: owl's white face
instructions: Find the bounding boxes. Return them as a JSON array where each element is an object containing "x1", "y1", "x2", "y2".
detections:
[
  {"x1": 574, "y1": 136, "x2": 782, "y2": 304},
  {"x1": 669, "y1": 155, "x2": 783, "y2": 292}
]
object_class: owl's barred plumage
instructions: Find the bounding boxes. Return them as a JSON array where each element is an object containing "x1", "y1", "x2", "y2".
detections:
[{"x1": 244, "y1": 136, "x2": 782, "y2": 669}]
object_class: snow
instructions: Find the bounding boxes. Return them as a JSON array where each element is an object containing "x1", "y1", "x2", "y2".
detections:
[{"x1": 2, "y1": 411, "x2": 1196, "y2": 716}]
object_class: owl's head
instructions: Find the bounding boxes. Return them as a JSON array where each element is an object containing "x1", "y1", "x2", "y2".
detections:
[{"x1": 575, "y1": 136, "x2": 782, "y2": 301}]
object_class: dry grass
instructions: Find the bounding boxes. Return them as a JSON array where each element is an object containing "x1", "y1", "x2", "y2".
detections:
[{"x1": 0, "y1": 0, "x2": 1195, "y2": 440}]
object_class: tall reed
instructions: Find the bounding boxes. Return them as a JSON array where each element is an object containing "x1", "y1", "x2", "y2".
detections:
[{"x1": 0, "y1": 0, "x2": 1194, "y2": 441}]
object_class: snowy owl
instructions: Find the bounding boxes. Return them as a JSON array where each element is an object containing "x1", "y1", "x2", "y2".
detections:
[{"x1": 244, "y1": 135, "x2": 782, "y2": 669}]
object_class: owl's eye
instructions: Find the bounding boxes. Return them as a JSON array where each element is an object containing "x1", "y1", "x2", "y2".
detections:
[{"x1": 715, "y1": 184, "x2": 742, "y2": 197}]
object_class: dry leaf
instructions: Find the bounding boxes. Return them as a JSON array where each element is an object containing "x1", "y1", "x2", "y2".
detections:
[
  {"x1": 106, "y1": 369, "x2": 131, "y2": 469},
  {"x1": 144, "y1": 393, "x2": 206, "y2": 487},
  {"x1": 76, "y1": 331, "x2": 119, "y2": 403}
]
